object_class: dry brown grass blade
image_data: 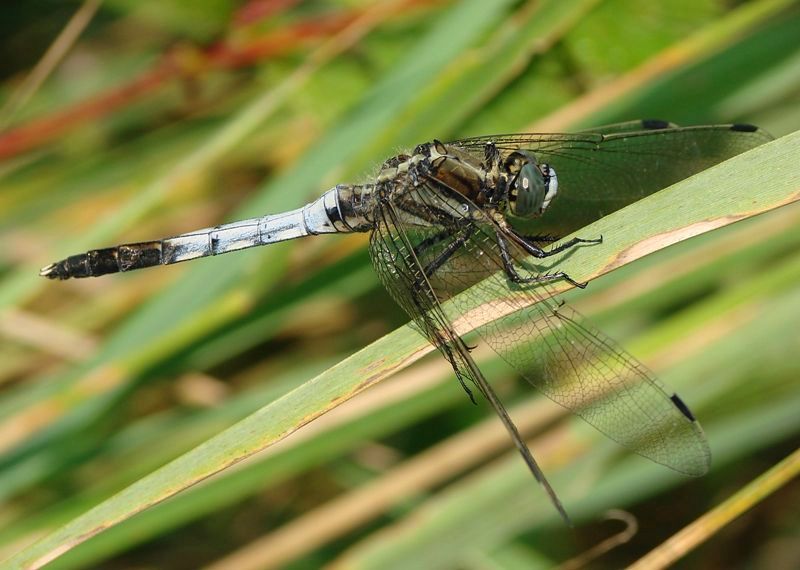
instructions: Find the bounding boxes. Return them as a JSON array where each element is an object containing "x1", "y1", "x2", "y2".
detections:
[
  {"x1": 0, "y1": 309, "x2": 97, "y2": 360},
  {"x1": 205, "y1": 391, "x2": 569, "y2": 570},
  {"x1": 627, "y1": 447, "x2": 800, "y2": 570}
]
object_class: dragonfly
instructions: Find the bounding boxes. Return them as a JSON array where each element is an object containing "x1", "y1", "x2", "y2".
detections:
[{"x1": 41, "y1": 119, "x2": 772, "y2": 523}]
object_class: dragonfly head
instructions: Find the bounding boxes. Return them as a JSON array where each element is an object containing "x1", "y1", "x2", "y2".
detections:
[{"x1": 504, "y1": 151, "x2": 558, "y2": 218}]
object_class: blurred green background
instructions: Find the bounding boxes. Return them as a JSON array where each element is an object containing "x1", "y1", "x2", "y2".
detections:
[{"x1": 1, "y1": 0, "x2": 799, "y2": 568}]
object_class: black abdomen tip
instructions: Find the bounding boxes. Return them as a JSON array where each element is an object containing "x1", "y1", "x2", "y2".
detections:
[
  {"x1": 39, "y1": 241, "x2": 162, "y2": 280},
  {"x1": 39, "y1": 262, "x2": 68, "y2": 280},
  {"x1": 116, "y1": 242, "x2": 162, "y2": 272}
]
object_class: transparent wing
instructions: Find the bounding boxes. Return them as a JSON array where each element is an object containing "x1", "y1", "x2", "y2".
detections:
[
  {"x1": 384, "y1": 175, "x2": 711, "y2": 476},
  {"x1": 574, "y1": 119, "x2": 679, "y2": 134},
  {"x1": 450, "y1": 122, "x2": 772, "y2": 237},
  {"x1": 368, "y1": 188, "x2": 571, "y2": 522}
]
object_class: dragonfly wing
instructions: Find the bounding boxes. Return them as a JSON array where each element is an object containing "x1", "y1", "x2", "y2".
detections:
[
  {"x1": 447, "y1": 118, "x2": 678, "y2": 148},
  {"x1": 574, "y1": 119, "x2": 679, "y2": 135},
  {"x1": 451, "y1": 124, "x2": 772, "y2": 237},
  {"x1": 391, "y1": 176, "x2": 711, "y2": 476},
  {"x1": 368, "y1": 183, "x2": 571, "y2": 522}
]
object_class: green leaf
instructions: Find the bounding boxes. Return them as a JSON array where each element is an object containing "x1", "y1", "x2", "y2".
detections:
[{"x1": 7, "y1": 122, "x2": 797, "y2": 570}]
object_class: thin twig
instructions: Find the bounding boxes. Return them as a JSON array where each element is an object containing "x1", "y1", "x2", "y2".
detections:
[{"x1": 558, "y1": 510, "x2": 638, "y2": 570}]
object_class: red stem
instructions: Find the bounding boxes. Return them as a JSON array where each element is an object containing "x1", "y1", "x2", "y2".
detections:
[{"x1": 0, "y1": 1, "x2": 436, "y2": 160}]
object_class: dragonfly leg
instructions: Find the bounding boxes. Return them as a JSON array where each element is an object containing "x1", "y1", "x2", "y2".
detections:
[
  {"x1": 420, "y1": 227, "x2": 473, "y2": 280},
  {"x1": 496, "y1": 229, "x2": 588, "y2": 289},
  {"x1": 413, "y1": 227, "x2": 481, "y2": 400},
  {"x1": 516, "y1": 233, "x2": 561, "y2": 243},
  {"x1": 443, "y1": 343, "x2": 477, "y2": 404},
  {"x1": 512, "y1": 230, "x2": 602, "y2": 258},
  {"x1": 413, "y1": 229, "x2": 453, "y2": 258},
  {"x1": 543, "y1": 235, "x2": 603, "y2": 256}
]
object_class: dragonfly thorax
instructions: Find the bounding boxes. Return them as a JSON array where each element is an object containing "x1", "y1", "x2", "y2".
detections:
[{"x1": 503, "y1": 151, "x2": 558, "y2": 219}]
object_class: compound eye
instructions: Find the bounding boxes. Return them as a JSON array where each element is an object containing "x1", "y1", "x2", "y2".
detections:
[{"x1": 511, "y1": 162, "x2": 547, "y2": 217}]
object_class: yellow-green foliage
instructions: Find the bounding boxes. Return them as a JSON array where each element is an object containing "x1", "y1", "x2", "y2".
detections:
[{"x1": 1, "y1": 1, "x2": 799, "y2": 568}]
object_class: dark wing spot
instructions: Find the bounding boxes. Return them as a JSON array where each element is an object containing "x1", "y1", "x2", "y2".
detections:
[
  {"x1": 670, "y1": 394, "x2": 696, "y2": 421},
  {"x1": 642, "y1": 119, "x2": 671, "y2": 130},
  {"x1": 731, "y1": 123, "x2": 758, "y2": 133}
]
